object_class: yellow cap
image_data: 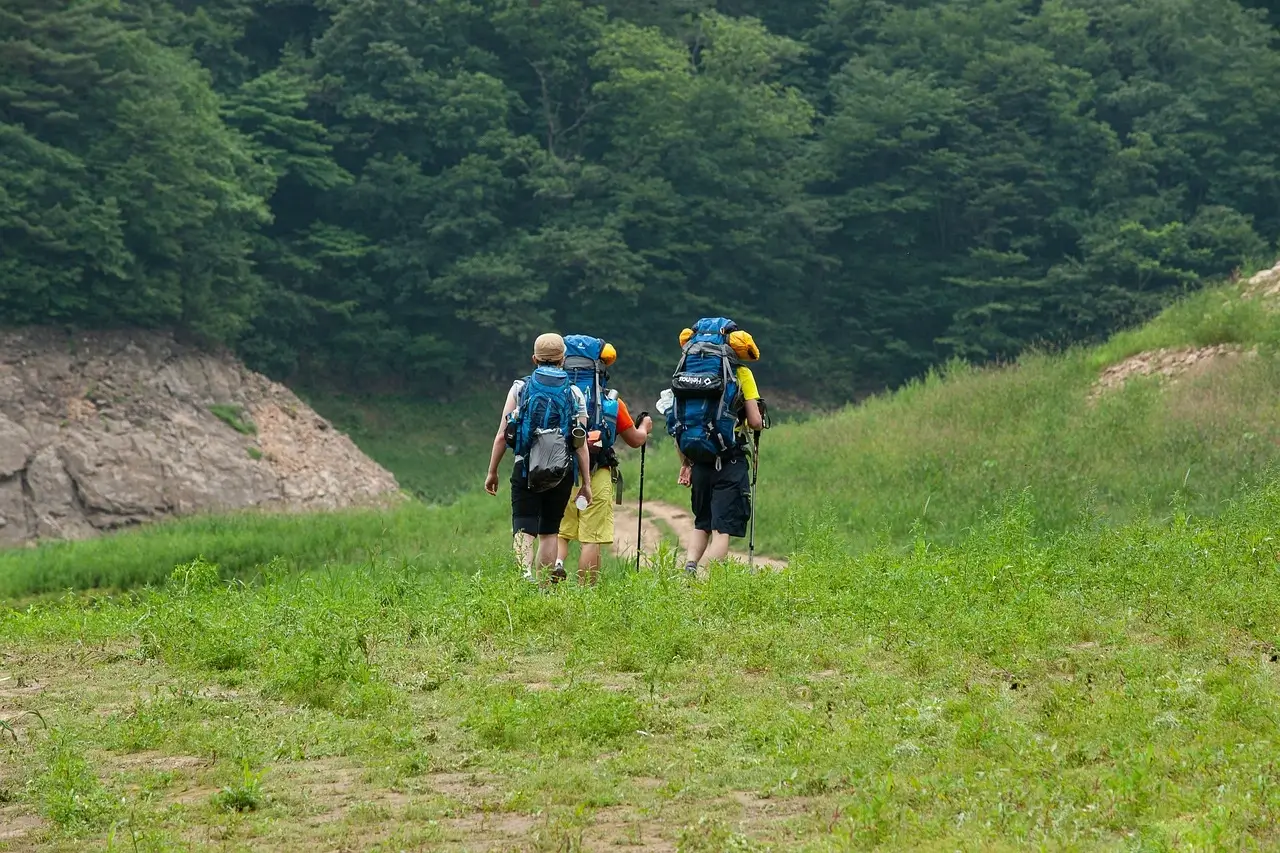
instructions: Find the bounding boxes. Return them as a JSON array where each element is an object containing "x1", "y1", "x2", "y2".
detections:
[
  {"x1": 729, "y1": 330, "x2": 759, "y2": 361},
  {"x1": 679, "y1": 328, "x2": 694, "y2": 347},
  {"x1": 600, "y1": 342, "x2": 617, "y2": 366}
]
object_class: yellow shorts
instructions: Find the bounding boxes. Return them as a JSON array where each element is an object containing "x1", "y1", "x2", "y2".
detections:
[{"x1": 559, "y1": 467, "x2": 615, "y2": 544}]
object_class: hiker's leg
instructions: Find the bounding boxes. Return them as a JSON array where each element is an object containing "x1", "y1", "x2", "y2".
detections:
[
  {"x1": 688, "y1": 461, "x2": 714, "y2": 570},
  {"x1": 536, "y1": 533, "x2": 559, "y2": 571},
  {"x1": 579, "y1": 543, "x2": 602, "y2": 585},
  {"x1": 557, "y1": 487, "x2": 579, "y2": 564},
  {"x1": 538, "y1": 476, "x2": 575, "y2": 583},
  {"x1": 576, "y1": 468, "x2": 614, "y2": 585},
  {"x1": 514, "y1": 532, "x2": 535, "y2": 570},
  {"x1": 557, "y1": 536, "x2": 570, "y2": 563},
  {"x1": 705, "y1": 532, "x2": 732, "y2": 562},
  {"x1": 511, "y1": 475, "x2": 540, "y2": 577},
  {"x1": 687, "y1": 529, "x2": 711, "y2": 565},
  {"x1": 705, "y1": 454, "x2": 749, "y2": 565}
]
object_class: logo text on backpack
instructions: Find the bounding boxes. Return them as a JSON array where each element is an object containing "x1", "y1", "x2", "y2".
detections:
[{"x1": 672, "y1": 372, "x2": 723, "y2": 396}]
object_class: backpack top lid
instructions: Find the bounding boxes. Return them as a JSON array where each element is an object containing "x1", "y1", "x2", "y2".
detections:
[
  {"x1": 563, "y1": 333, "x2": 616, "y2": 366},
  {"x1": 680, "y1": 317, "x2": 738, "y2": 347},
  {"x1": 528, "y1": 364, "x2": 570, "y2": 387},
  {"x1": 562, "y1": 335, "x2": 619, "y2": 453},
  {"x1": 678, "y1": 320, "x2": 759, "y2": 362}
]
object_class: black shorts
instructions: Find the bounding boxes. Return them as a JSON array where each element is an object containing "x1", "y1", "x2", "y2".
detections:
[
  {"x1": 690, "y1": 453, "x2": 751, "y2": 538},
  {"x1": 511, "y1": 470, "x2": 574, "y2": 536}
]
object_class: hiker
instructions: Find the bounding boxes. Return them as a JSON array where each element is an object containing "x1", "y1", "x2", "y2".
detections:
[
  {"x1": 665, "y1": 318, "x2": 766, "y2": 576},
  {"x1": 485, "y1": 333, "x2": 592, "y2": 583},
  {"x1": 553, "y1": 336, "x2": 654, "y2": 585}
]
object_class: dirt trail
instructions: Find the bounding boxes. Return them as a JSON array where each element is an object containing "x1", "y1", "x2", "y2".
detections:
[{"x1": 612, "y1": 499, "x2": 787, "y2": 571}]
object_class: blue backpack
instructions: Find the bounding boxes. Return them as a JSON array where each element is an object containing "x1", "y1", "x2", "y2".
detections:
[
  {"x1": 563, "y1": 334, "x2": 620, "y2": 467},
  {"x1": 507, "y1": 366, "x2": 578, "y2": 491},
  {"x1": 666, "y1": 317, "x2": 743, "y2": 464}
]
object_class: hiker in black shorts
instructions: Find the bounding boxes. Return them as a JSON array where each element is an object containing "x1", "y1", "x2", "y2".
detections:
[
  {"x1": 486, "y1": 333, "x2": 591, "y2": 583},
  {"x1": 665, "y1": 319, "x2": 766, "y2": 576}
]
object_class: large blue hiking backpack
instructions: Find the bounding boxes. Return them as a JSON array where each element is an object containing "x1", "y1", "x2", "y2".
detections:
[
  {"x1": 666, "y1": 317, "x2": 743, "y2": 464},
  {"x1": 563, "y1": 334, "x2": 620, "y2": 468},
  {"x1": 507, "y1": 366, "x2": 578, "y2": 491}
]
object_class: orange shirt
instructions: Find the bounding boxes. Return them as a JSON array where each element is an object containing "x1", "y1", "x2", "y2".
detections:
[{"x1": 617, "y1": 398, "x2": 634, "y2": 433}]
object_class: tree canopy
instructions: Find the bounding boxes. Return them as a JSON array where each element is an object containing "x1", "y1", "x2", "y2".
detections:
[{"x1": 4, "y1": 0, "x2": 1278, "y2": 395}]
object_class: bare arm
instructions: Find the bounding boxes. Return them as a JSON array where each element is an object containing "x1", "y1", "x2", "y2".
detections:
[
  {"x1": 744, "y1": 398, "x2": 764, "y2": 432},
  {"x1": 574, "y1": 444, "x2": 592, "y2": 503},
  {"x1": 485, "y1": 389, "x2": 519, "y2": 494},
  {"x1": 619, "y1": 415, "x2": 653, "y2": 449}
]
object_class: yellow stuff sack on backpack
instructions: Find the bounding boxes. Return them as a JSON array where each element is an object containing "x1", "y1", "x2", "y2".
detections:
[{"x1": 679, "y1": 328, "x2": 760, "y2": 362}]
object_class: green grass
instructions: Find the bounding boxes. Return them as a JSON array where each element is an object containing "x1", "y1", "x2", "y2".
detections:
[
  {"x1": 303, "y1": 391, "x2": 500, "y2": 503},
  {"x1": 4, "y1": 479, "x2": 1280, "y2": 849},
  {"x1": 0, "y1": 491, "x2": 512, "y2": 599},
  {"x1": 208, "y1": 404, "x2": 256, "y2": 436}
]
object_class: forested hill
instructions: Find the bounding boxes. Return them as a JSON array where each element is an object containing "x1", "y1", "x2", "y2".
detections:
[{"x1": 5, "y1": 0, "x2": 1280, "y2": 397}]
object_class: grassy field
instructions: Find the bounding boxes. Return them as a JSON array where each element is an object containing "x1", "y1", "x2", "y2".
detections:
[
  {"x1": 0, "y1": 493, "x2": 515, "y2": 600},
  {"x1": 4, "y1": 479, "x2": 1280, "y2": 849},
  {"x1": 302, "y1": 391, "x2": 501, "y2": 504},
  {"x1": 7, "y1": 278, "x2": 1280, "y2": 849}
]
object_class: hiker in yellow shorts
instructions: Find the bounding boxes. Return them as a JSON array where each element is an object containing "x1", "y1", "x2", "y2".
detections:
[{"x1": 554, "y1": 335, "x2": 653, "y2": 585}]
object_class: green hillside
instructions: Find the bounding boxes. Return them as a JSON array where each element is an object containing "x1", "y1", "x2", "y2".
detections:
[{"x1": 628, "y1": 275, "x2": 1280, "y2": 555}]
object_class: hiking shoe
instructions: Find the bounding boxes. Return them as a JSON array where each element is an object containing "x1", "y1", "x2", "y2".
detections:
[
  {"x1": 684, "y1": 562, "x2": 698, "y2": 579},
  {"x1": 550, "y1": 565, "x2": 568, "y2": 584}
]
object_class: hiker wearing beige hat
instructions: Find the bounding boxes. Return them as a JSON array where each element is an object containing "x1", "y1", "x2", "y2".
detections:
[{"x1": 485, "y1": 333, "x2": 592, "y2": 584}]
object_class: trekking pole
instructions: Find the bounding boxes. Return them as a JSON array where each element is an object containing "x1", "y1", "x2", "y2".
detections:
[
  {"x1": 748, "y1": 429, "x2": 760, "y2": 570},
  {"x1": 748, "y1": 401, "x2": 769, "y2": 571},
  {"x1": 635, "y1": 411, "x2": 649, "y2": 572}
]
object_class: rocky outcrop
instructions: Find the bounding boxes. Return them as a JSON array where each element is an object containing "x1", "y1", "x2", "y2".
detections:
[
  {"x1": 1090, "y1": 344, "x2": 1254, "y2": 401},
  {"x1": 0, "y1": 329, "x2": 400, "y2": 548},
  {"x1": 1244, "y1": 260, "x2": 1280, "y2": 302}
]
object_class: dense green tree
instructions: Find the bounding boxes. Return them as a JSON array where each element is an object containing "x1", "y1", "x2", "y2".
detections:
[
  {"x1": 0, "y1": 0, "x2": 269, "y2": 340},
  {"x1": 5, "y1": 0, "x2": 1280, "y2": 396}
]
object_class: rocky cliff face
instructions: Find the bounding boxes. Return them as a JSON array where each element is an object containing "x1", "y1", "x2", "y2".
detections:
[{"x1": 0, "y1": 329, "x2": 400, "y2": 548}]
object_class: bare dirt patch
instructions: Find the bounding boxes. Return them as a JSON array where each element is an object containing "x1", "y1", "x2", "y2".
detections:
[
  {"x1": 1091, "y1": 345, "x2": 1254, "y2": 400},
  {"x1": 272, "y1": 758, "x2": 412, "y2": 826},
  {"x1": 426, "y1": 770, "x2": 503, "y2": 804},
  {"x1": 0, "y1": 806, "x2": 45, "y2": 846},
  {"x1": 110, "y1": 751, "x2": 209, "y2": 772},
  {"x1": 0, "y1": 675, "x2": 44, "y2": 702}
]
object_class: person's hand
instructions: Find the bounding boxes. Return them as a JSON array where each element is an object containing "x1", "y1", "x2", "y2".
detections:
[
  {"x1": 640, "y1": 415, "x2": 653, "y2": 434},
  {"x1": 677, "y1": 463, "x2": 692, "y2": 487},
  {"x1": 484, "y1": 471, "x2": 499, "y2": 495},
  {"x1": 577, "y1": 482, "x2": 593, "y2": 505}
]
